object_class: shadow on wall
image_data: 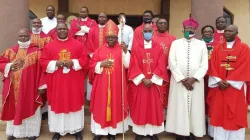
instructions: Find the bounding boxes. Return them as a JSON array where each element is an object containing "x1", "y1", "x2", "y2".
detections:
[{"x1": 29, "y1": 10, "x2": 37, "y2": 29}]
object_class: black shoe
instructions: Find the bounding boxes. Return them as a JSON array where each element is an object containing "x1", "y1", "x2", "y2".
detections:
[
  {"x1": 42, "y1": 112, "x2": 48, "y2": 120},
  {"x1": 93, "y1": 135, "x2": 103, "y2": 140},
  {"x1": 28, "y1": 136, "x2": 37, "y2": 140},
  {"x1": 185, "y1": 134, "x2": 196, "y2": 140},
  {"x1": 7, "y1": 136, "x2": 15, "y2": 140},
  {"x1": 176, "y1": 135, "x2": 184, "y2": 140},
  {"x1": 107, "y1": 134, "x2": 115, "y2": 140},
  {"x1": 52, "y1": 133, "x2": 61, "y2": 140},
  {"x1": 73, "y1": 132, "x2": 83, "y2": 140},
  {"x1": 150, "y1": 135, "x2": 159, "y2": 140},
  {"x1": 135, "y1": 135, "x2": 144, "y2": 140}
]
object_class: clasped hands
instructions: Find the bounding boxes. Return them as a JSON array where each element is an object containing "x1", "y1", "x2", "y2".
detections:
[
  {"x1": 56, "y1": 60, "x2": 73, "y2": 68},
  {"x1": 142, "y1": 78, "x2": 152, "y2": 87},
  {"x1": 10, "y1": 59, "x2": 24, "y2": 71},
  {"x1": 217, "y1": 80, "x2": 230, "y2": 90},
  {"x1": 181, "y1": 77, "x2": 197, "y2": 91}
]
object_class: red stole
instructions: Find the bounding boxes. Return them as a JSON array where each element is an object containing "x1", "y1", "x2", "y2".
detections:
[
  {"x1": 89, "y1": 43, "x2": 128, "y2": 128},
  {"x1": 0, "y1": 45, "x2": 42, "y2": 125},
  {"x1": 70, "y1": 17, "x2": 98, "y2": 44},
  {"x1": 208, "y1": 38, "x2": 250, "y2": 130},
  {"x1": 87, "y1": 26, "x2": 106, "y2": 54},
  {"x1": 40, "y1": 38, "x2": 89, "y2": 113},
  {"x1": 128, "y1": 39, "x2": 168, "y2": 126}
]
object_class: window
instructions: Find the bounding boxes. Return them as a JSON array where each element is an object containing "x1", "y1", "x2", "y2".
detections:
[{"x1": 223, "y1": 7, "x2": 234, "y2": 25}]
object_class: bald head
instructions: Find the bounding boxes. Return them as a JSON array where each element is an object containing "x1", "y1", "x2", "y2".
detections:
[
  {"x1": 98, "y1": 12, "x2": 108, "y2": 25},
  {"x1": 18, "y1": 28, "x2": 30, "y2": 42},
  {"x1": 32, "y1": 18, "x2": 42, "y2": 29},
  {"x1": 224, "y1": 25, "x2": 238, "y2": 42},
  {"x1": 143, "y1": 24, "x2": 154, "y2": 41},
  {"x1": 143, "y1": 24, "x2": 153, "y2": 32}
]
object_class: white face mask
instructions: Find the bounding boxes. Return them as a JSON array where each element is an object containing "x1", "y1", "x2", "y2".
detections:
[
  {"x1": 32, "y1": 27, "x2": 42, "y2": 34},
  {"x1": 18, "y1": 40, "x2": 31, "y2": 48}
]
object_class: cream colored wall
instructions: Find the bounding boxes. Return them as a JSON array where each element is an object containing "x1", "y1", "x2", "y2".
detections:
[
  {"x1": 169, "y1": 0, "x2": 191, "y2": 38},
  {"x1": 69, "y1": 0, "x2": 161, "y2": 15},
  {"x1": 29, "y1": 0, "x2": 58, "y2": 18},
  {"x1": 224, "y1": 0, "x2": 250, "y2": 45}
]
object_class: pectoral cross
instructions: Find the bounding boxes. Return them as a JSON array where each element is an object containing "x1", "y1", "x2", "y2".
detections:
[
  {"x1": 219, "y1": 36, "x2": 224, "y2": 43},
  {"x1": 221, "y1": 54, "x2": 236, "y2": 77},
  {"x1": 143, "y1": 53, "x2": 153, "y2": 74}
]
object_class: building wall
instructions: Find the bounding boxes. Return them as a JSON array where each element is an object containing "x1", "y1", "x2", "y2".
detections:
[
  {"x1": 169, "y1": 0, "x2": 191, "y2": 38},
  {"x1": 224, "y1": 0, "x2": 250, "y2": 45},
  {"x1": 69, "y1": 0, "x2": 161, "y2": 15},
  {"x1": 29, "y1": 0, "x2": 58, "y2": 18}
]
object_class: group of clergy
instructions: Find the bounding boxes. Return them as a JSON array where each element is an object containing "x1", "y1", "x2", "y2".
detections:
[{"x1": 0, "y1": 4, "x2": 250, "y2": 140}]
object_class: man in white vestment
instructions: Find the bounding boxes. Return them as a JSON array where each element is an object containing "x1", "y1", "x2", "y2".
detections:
[
  {"x1": 166, "y1": 18, "x2": 208, "y2": 140},
  {"x1": 117, "y1": 13, "x2": 134, "y2": 51},
  {"x1": 40, "y1": 5, "x2": 57, "y2": 34}
]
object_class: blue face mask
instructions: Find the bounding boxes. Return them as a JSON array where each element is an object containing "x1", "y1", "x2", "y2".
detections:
[{"x1": 143, "y1": 32, "x2": 153, "y2": 40}]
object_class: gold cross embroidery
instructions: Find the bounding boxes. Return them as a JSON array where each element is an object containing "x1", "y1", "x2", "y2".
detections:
[
  {"x1": 58, "y1": 49, "x2": 71, "y2": 61},
  {"x1": 143, "y1": 53, "x2": 153, "y2": 74}
]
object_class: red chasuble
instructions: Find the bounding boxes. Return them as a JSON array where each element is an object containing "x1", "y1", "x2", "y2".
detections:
[
  {"x1": 204, "y1": 40, "x2": 219, "y2": 115},
  {"x1": 153, "y1": 31, "x2": 175, "y2": 107},
  {"x1": 90, "y1": 43, "x2": 128, "y2": 128},
  {"x1": 208, "y1": 38, "x2": 250, "y2": 130},
  {"x1": 0, "y1": 45, "x2": 42, "y2": 125},
  {"x1": 87, "y1": 26, "x2": 107, "y2": 83},
  {"x1": 214, "y1": 30, "x2": 225, "y2": 44},
  {"x1": 87, "y1": 26, "x2": 106, "y2": 54},
  {"x1": 70, "y1": 17, "x2": 97, "y2": 43},
  {"x1": 40, "y1": 38, "x2": 88, "y2": 113},
  {"x1": 128, "y1": 39, "x2": 168, "y2": 126},
  {"x1": 30, "y1": 31, "x2": 51, "y2": 49}
]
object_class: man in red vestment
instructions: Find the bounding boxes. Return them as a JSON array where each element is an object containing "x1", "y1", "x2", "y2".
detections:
[
  {"x1": 208, "y1": 25, "x2": 250, "y2": 140},
  {"x1": 133, "y1": 10, "x2": 157, "y2": 50},
  {"x1": 47, "y1": 14, "x2": 66, "y2": 40},
  {"x1": 30, "y1": 18, "x2": 51, "y2": 49},
  {"x1": 86, "y1": 12, "x2": 108, "y2": 101},
  {"x1": 40, "y1": 23, "x2": 88, "y2": 140},
  {"x1": 70, "y1": 6, "x2": 97, "y2": 44},
  {"x1": 0, "y1": 29, "x2": 44, "y2": 140},
  {"x1": 128, "y1": 24, "x2": 168, "y2": 140},
  {"x1": 214, "y1": 16, "x2": 227, "y2": 44},
  {"x1": 89, "y1": 19, "x2": 130, "y2": 140},
  {"x1": 153, "y1": 17, "x2": 176, "y2": 107}
]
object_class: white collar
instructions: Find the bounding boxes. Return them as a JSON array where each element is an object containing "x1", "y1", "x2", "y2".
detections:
[
  {"x1": 32, "y1": 30, "x2": 41, "y2": 35},
  {"x1": 81, "y1": 17, "x2": 88, "y2": 21},
  {"x1": 99, "y1": 24, "x2": 105, "y2": 28},
  {"x1": 217, "y1": 30, "x2": 224, "y2": 33},
  {"x1": 144, "y1": 40, "x2": 152, "y2": 49},
  {"x1": 226, "y1": 41, "x2": 235, "y2": 49},
  {"x1": 58, "y1": 37, "x2": 68, "y2": 41}
]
